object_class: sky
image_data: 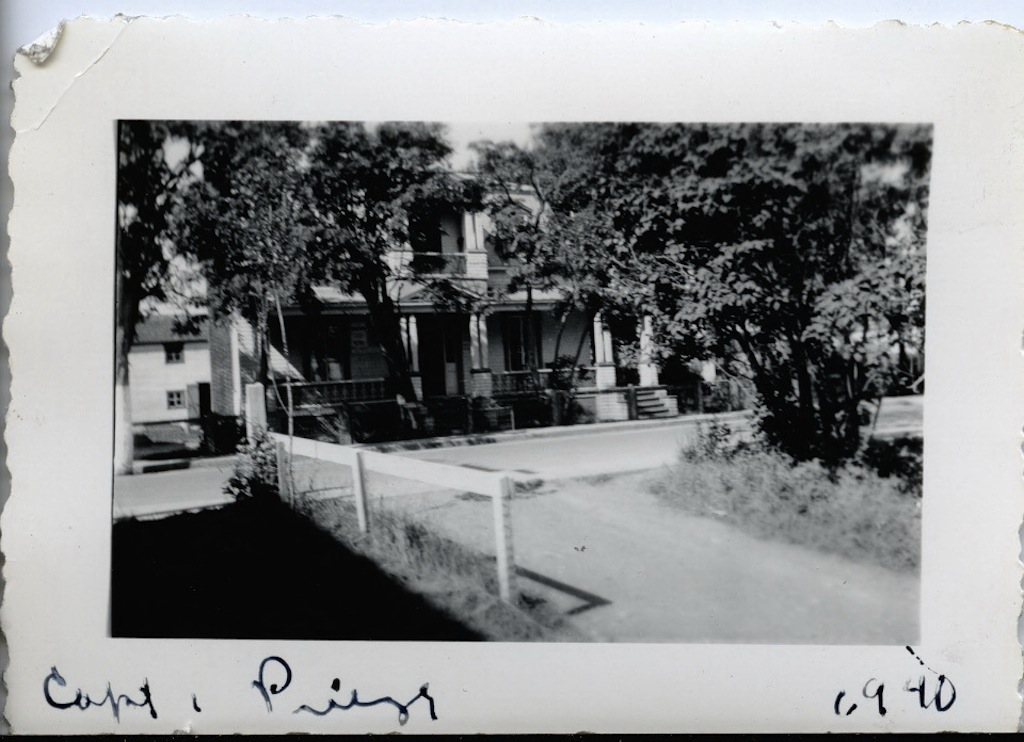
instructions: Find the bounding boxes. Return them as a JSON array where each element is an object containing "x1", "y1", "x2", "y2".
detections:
[{"x1": 446, "y1": 121, "x2": 536, "y2": 170}]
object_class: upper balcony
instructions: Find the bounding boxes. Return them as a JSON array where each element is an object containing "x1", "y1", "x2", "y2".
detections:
[{"x1": 387, "y1": 250, "x2": 489, "y2": 280}]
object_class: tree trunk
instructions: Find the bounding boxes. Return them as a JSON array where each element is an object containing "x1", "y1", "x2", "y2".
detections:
[
  {"x1": 524, "y1": 282, "x2": 537, "y2": 370},
  {"x1": 113, "y1": 268, "x2": 139, "y2": 475},
  {"x1": 360, "y1": 278, "x2": 417, "y2": 401},
  {"x1": 551, "y1": 303, "x2": 570, "y2": 362}
]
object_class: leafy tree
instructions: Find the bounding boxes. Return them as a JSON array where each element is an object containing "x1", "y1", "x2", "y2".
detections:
[
  {"x1": 302, "y1": 122, "x2": 480, "y2": 400},
  {"x1": 477, "y1": 123, "x2": 931, "y2": 462},
  {"x1": 174, "y1": 121, "x2": 314, "y2": 384},
  {"x1": 114, "y1": 120, "x2": 199, "y2": 473},
  {"x1": 471, "y1": 129, "x2": 624, "y2": 381},
  {"x1": 530, "y1": 122, "x2": 931, "y2": 463}
]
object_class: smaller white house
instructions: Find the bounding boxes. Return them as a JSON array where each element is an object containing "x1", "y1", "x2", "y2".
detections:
[{"x1": 129, "y1": 315, "x2": 211, "y2": 426}]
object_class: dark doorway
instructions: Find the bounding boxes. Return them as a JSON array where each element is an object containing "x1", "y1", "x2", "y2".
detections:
[{"x1": 418, "y1": 315, "x2": 465, "y2": 397}]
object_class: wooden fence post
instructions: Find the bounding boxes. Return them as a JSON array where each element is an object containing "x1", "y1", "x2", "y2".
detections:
[
  {"x1": 493, "y1": 475, "x2": 516, "y2": 603},
  {"x1": 352, "y1": 451, "x2": 369, "y2": 534},
  {"x1": 276, "y1": 440, "x2": 291, "y2": 503},
  {"x1": 246, "y1": 382, "x2": 267, "y2": 440}
]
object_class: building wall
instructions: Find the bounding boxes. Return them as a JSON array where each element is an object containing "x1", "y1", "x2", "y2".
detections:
[{"x1": 129, "y1": 342, "x2": 210, "y2": 424}]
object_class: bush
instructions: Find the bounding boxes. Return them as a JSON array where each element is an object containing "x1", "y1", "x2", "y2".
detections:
[
  {"x1": 224, "y1": 427, "x2": 278, "y2": 501},
  {"x1": 650, "y1": 434, "x2": 921, "y2": 571},
  {"x1": 858, "y1": 435, "x2": 923, "y2": 497}
]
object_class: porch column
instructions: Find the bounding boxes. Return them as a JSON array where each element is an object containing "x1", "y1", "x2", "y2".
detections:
[
  {"x1": 403, "y1": 315, "x2": 422, "y2": 399},
  {"x1": 478, "y1": 314, "x2": 490, "y2": 369},
  {"x1": 469, "y1": 313, "x2": 481, "y2": 369},
  {"x1": 638, "y1": 315, "x2": 659, "y2": 387},
  {"x1": 593, "y1": 311, "x2": 617, "y2": 392},
  {"x1": 593, "y1": 312, "x2": 608, "y2": 364},
  {"x1": 403, "y1": 315, "x2": 420, "y2": 373},
  {"x1": 471, "y1": 313, "x2": 493, "y2": 398}
]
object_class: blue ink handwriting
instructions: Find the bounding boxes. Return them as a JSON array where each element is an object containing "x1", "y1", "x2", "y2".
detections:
[
  {"x1": 253, "y1": 655, "x2": 437, "y2": 726},
  {"x1": 43, "y1": 666, "x2": 158, "y2": 723},
  {"x1": 834, "y1": 646, "x2": 956, "y2": 718}
]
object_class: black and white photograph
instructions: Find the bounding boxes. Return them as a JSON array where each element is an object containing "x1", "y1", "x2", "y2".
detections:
[
  {"x1": 110, "y1": 119, "x2": 930, "y2": 644},
  {"x1": 7, "y1": 15, "x2": 1022, "y2": 734}
]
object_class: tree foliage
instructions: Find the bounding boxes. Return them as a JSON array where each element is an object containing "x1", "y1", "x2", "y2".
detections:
[
  {"x1": 302, "y1": 122, "x2": 480, "y2": 398},
  {"x1": 486, "y1": 123, "x2": 931, "y2": 463},
  {"x1": 119, "y1": 120, "x2": 478, "y2": 404}
]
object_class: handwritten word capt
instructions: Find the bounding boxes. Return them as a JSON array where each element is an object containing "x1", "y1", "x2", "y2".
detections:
[
  {"x1": 252, "y1": 656, "x2": 437, "y2": 725},
  {"x1": 833, "y1": 646, "x2": 956, "y2": 718},
  {"x1": 43, "y1": 666, "x2": 158, "y2": 722}
]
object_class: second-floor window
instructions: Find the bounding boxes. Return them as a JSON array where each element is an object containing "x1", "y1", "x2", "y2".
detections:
[
  {"x1": 164, "y1": 342, "x2": 184, "y2": 363},
  {"x1": 409, "y1": 206, "x2": 463, "y2": 254}
]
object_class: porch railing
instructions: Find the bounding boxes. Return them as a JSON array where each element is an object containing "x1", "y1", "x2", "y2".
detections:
[
  {"x1": 492, "y1": 369, "x2": 552, "y2": 395},
  {"x1": 492, "y1": 367, "x2": 598, "y2": 396},
  {"x1": 272, "y1": 378, "x2": 390, "y2": 409}
]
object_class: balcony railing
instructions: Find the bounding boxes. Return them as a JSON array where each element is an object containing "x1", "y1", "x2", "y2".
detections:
[{"x1": 387, "y1": 250, "x2": 488, "y2": 279}]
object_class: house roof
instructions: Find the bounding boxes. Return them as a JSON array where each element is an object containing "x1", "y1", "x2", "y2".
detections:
[{"x1": 133, "y1": 315, "x2": 210, "y2": 345}]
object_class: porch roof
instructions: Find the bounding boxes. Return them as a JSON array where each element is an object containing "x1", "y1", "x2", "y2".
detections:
[{"x1": 305, "y1": 282, "x2": 565, "y2": 315}]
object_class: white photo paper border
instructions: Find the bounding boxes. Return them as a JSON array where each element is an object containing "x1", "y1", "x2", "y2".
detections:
[{"x1": 5, "y1": 17, "x2": 1024, "y2": 733}]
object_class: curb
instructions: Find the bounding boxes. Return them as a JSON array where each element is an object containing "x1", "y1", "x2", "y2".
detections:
[{"x1": 363, "y1": 409, "x2": 752, "y2": 454}]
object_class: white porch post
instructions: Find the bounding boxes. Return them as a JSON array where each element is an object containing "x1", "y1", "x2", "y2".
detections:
[
  {"x1": 593, "y1": 312, "x2": 607, "y2": 364},
  {"x1": 479, "y1": 313, "x2": 490, "y2": 368},
  {"x1": 470, "y1": 313, "x2": 493, "y2": 398},
  {"x1": 405, "y1": 315, "x2": 420, "y2": 373},
  {"x1": 638, "y1": 315, "x2": 659, "y2": 387},
  {"x1": 469, "y1": 313, "x2": 481, "y2": 369},
  {"x1": 602, "y1": 322, "x2": 614, "y2": 366}
]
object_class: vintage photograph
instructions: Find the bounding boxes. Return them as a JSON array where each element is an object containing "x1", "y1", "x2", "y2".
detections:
[{"x1": 110, "y1": 120, "x2": 930, "y2": 644}]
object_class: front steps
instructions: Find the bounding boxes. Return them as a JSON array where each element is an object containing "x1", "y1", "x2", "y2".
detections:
[{"x1": 634, "y1": 387, "x2": 679, "y2": 419}]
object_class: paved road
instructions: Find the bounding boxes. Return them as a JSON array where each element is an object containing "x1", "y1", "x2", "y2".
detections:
[
  {"x1": 114, "y1": 396, "x2": 922, "y2": 518},
  {"x1": 113, "y1": 460, "x2": 236, "y2": 520},
  {"x1": 402, "y1": 414, "x2": 750, "y2": 480}
]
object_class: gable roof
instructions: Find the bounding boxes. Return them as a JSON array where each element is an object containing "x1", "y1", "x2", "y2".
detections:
[{"x1": 133, "y1": 315, "x2": 210, "y2": 345}]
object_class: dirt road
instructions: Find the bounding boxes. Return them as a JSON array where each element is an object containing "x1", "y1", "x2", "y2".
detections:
[{"x1": 336, "y1": 466, "x2": 918, "y2": 644}]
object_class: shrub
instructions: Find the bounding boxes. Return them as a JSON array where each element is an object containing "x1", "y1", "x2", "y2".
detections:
[
  {"x1": 650, "y1": 437, "x2": 921, "y2": 571},
  {"x1": 858, "y1": 435, "x2": 923, "y2": 497},
  {"x1": 224, "y1": 426, "x2": 279, "y2": 501}
]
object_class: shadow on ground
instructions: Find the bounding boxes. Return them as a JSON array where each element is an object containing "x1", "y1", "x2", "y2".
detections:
[{"x1": 111, "y1": 498, "x2": 483, "y2": 641}]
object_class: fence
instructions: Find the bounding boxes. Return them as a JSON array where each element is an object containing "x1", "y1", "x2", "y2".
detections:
[{"x1": 270, "y1": 431, "x2": 518, "y2": 603}]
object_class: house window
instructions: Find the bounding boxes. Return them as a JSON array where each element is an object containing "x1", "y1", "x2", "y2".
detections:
[
  {"x1": 409, "y1": 206, "x2": 463, "y2": 253},
  {"x1": 164, "y1": 342, "x2": 184, "y2": 363},
  {"x1": 502, "y1": 316, "x2": 542, "y2": 371},
  {"x1": 167, "y1": 390, "x2": 184, "y2": 409}
]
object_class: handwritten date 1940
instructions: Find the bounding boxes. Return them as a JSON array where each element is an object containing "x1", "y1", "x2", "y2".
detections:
[{"x1": 834, "y1": 647, "x2": 957, "y2": 718}]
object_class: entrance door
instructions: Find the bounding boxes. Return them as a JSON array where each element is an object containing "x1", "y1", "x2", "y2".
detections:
[{"x1": 419, "y1": 316, "x2": 465, "y2": 397}]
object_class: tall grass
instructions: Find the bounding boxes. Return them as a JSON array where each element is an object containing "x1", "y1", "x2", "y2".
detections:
[
  {"x1": 291, "y1": 494, "x2": 587, "y2": 642},
  {"x1": 650, "y1": 423, "x2": 921, "y2": 571}
]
